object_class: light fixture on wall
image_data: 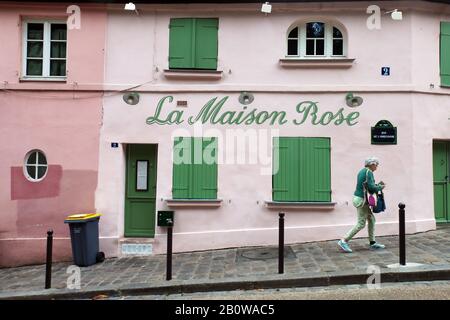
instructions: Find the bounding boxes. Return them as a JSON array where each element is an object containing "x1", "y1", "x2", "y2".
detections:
[
  {"x1": 239, "y1": 92, "x2": 254, "y2": 105},
  {"x1": 124, "y1": 2, "x2": 139, "y2": 14},
  {"x1": 124, "y1": 2, "x2": 135, "y2": 10},
  {"x1": 261, "y1": 2, "x2": 272, "y2": 14},
  {"x1": 345, "y1": 92, "x2": 363, "y2": 108},
  {"x1": 386, "y1": 9, "x2": 403, "y2": 21},
  {"x1": 123, "y1": 92, "x2": 140, "y2": 105}
]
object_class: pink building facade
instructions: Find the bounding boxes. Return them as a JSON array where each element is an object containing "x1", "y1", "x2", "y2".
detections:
[
  {"x1": 97, "y1": 1, "x2": 450, "y2": 259},
  {"x1": 1, "y1": 0, "x2": 449, "y2": 267},
  {"x1": 0, "y1": 2, "x2": 106, "y2": 266}
]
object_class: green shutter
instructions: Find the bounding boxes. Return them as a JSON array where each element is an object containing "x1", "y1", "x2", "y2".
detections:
[
  {"x1": 299, "y1": 138, "x2": 331, "y2": 202},
  {"x1": 192, "y1": 137, "x2": 218, "y2": 199},
  {"x1": 273, "y1": 137, "x2": 300, "y2": 201},
  {"x1": 273, "y1": 137, "x2": 331, "y2": 202},
  {"x1": 169, "y1": 18, "x2": 194, "y2": 69},
  {"x1": 172, "y1": 137, "x2": 191, "y2": 198},
  {"x1": 172, "y1": 137, "x2": 218, "y2": 199},
  {"x1": 441, "y1": 22, "x2": 450, "y2": 87},
  {"x1": 194, "y1": 18, "x2": 218, "y2": 70}
]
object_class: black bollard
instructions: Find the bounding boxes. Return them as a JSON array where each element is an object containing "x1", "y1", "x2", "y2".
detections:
[
  {"x1": 166, "y1": 225, "x2": 173, "y2": 281},
  {"x1": 45, "y1": 229, "x2": 53, "y2": 289},
  {"x1": 399, "y1": 203, "x2": 406, "y2": 266},
  {"x1": 278, "y1": 213, "x2": 285, "y2": 274}
]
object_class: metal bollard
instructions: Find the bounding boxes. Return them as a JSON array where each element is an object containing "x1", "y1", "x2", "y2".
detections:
[
  {"x1": 166, "y1": 224, "x2": 173, "y2": 281},
  {"x1": 398, "y1": 203, "x2": 406, "y2": 266},
  {"x1": 45, "y1": 229, "x2": 53, "y2": 289},
  {"x1": 278, "y1": 212, "x2": 285, "y2": 274}
]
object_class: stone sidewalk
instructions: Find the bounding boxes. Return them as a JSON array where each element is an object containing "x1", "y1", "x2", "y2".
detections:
[{"x1": 1, "y1": 227, "x2": 449, "y2": 299}]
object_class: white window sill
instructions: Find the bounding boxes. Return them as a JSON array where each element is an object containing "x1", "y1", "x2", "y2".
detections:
[
  {"x1": 20, "y1": 76, "x2": 67, "y2": 82},
  {"x1": 166, "y1": 199, "x2": 223, "y2": 208},
  {"x1": 163, "y1": 69, "x2": 223, "y2": 80},
  {"x1": 265, "y1": 201, "x2": 337, "y2": 210},
  {"x1": 279, "y1": 58, "x2": 355, "y2": 68}
]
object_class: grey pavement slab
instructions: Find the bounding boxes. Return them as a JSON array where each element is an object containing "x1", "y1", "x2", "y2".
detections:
[{"x1": 0, "y1": 227, "x2": 449, "y2": 299}]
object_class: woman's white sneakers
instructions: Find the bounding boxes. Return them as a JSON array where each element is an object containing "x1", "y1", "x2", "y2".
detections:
[
  {"x1": 337, "y1": 240, "x2": 353, "y2": 253},
  {"x1": 369, "y1": 242, "x2": 386, "y2": 250},
  {"x1": 338, "y1": 240, "x2": 386, "y2": 252}
]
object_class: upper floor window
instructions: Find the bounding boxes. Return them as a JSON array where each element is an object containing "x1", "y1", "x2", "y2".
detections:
[
  {"x1": 168, "y1": 18, "x2": 218, "y2": 70},
  {"x1": 287, "y1": 21, "x2": 345, "y2": 58},
  {"x1": 22, "y1": 21, "x2": 67, "y2": 79}
]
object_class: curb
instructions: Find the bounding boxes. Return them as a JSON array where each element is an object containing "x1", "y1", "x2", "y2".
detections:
[{"x1": 1, "y1": 265, "x2": 449, "y2": 300}]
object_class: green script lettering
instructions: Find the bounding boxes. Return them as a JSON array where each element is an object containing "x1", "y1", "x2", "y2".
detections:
[
  {"x1": 146, "y1": 96, "x2": 361, "y2": 127},
  {"x1": 146, "y1": 96, "x2": 184, "y2": 125}
]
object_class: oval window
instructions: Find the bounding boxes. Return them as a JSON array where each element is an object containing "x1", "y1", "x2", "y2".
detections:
[{"x1": 24, "y1": 150, "x2": 48, "y2": 182}]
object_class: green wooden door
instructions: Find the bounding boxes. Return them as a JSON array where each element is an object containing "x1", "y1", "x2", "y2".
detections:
[
  {"x1": 125, "y1": 144, "x2": 158, "y2": 237},
  {"x1": 433, "y1": 141, "x2": 450, "y2": 223}
]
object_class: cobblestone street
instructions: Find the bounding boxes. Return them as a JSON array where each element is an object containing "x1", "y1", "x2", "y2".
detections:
[
  {"x1": 1, "y1": 227, "x2": 449, "y2": 296},
  {"x1": 115, "y1": 280, "x2": 450, "y2": 300}
]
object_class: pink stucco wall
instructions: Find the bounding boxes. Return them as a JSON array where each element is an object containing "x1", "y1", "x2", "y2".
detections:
[
  {"x1": 0, "y1": 3, "x2": 106, "y2": 267},
  {"x1": 1, "y1": 1, "x2": 449, "y2": 266},
  {"x1": 97, "y1": 2, "x2": 449, "y2": 257}
]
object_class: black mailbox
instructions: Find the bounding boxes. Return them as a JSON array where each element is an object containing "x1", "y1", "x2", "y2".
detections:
[{"x1": 158, "y1": 211, "x2": 174, "y2": 227}]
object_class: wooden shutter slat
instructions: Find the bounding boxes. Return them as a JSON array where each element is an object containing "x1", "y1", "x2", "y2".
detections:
[
  {"x1": 273, "y1": 137, "x2": 300, "y2": 201},
  {"x1": 192, "y1": 137, "x2": 218, "y2": 199},
  {"x1": 169, "y1": 18, "x2": 194, "y2": 69},
  {"x1": 172, "y1": 137, "x2": 191, "y2": 198},
  {"x1": 441, "y1": 22, "x2": 450, "y2": 87},
  {"x1": 194, "y1": 18, "x2": 218, "y2": 70}
]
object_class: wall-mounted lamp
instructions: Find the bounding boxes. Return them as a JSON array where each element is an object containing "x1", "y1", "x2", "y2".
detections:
[
  {"x1": 123, "y1": 92, "x2": 140, "y2": 105},
  {"x1": 261, "y1": 2, "x2": 272, "y2": 14},
  {"x1": 124, "y1": 2, "x2": 139, "y2": 14},
  {"x1": 345, "y1": 92, "x2": 363, "y2": 108},
  {"x1": 386, "y1": 9, "x2": 403, "y2": 20},
  {"x1": 239, "y1": 92, "x2": 254, "y2": 105}
]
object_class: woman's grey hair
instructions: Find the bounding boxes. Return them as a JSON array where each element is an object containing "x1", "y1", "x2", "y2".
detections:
[{"x1": 365, "y1": 157, "x2": 379, "y2": 167}]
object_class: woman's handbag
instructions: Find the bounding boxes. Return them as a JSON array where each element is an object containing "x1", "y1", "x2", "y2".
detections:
[
  {"x1": 372, "y1": 191, "x2": 386, "y2": 213},
  {"x1": 368, "y1": 194, "x2": 376, "y2": 207},
  {"x1": 363, "y1": 169, "x2": 386, "y2": 213},
  {"x1": 363, "y1": 169, "x2": 376, "y2": 207}
]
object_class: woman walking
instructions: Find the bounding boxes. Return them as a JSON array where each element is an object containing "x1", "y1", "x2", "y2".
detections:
[{"x1": 338, "y1": 157, "x2": 386, "y2": 253}]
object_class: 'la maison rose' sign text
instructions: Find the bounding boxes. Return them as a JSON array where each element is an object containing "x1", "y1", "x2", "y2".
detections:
[{"x1": 146, "y1": 96, "x2": 360, "y2": 126}]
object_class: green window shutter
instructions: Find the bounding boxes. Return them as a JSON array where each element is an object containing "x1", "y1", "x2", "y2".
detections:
[
  {"x1": 192, "y1": 137, "x2": 218, "y2": 199},
  {"x1": 441, "y1": 22, "x2": 450, "y2": 87},
  {"x1": 169, "y1": 18, "x2": 194, "y2": 69},
  {"x1": 273, "y1": 137, "x2": 300, "y2": 201},
  {"x1": 172, "y1": 137, "x2": 191, "y2": 198},
  {"x1": 194, "y1": 18, "x2": 218, "y2": 70},
  {"x1": 298, "y1": 138, "x2": 331, "y2": 202},
  {"x1": 172, "y1": 137, "x2": 218, "y2": 199},
  {"x1": 273, "y1": 137, "x2": 331, "y2": 202}
]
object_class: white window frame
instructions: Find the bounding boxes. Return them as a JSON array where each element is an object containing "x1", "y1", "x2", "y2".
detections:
[
  {"x1": 23, "y1": 150, "x2": 48, "y2": 182},
  {"x1": 21, "y1": 20, "x2": 67, "y2": 81},
  {"x1": 286, "y1": 22, "x2": 346, "y2": 58}
]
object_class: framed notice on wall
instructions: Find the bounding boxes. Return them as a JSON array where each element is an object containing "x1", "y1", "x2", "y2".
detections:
[
  {"x1": 136, "y1": 160, "x2": 149, "y2": 191},
  {"x1": 371, "y1": 120, "x2": 397, "y2": 145}
]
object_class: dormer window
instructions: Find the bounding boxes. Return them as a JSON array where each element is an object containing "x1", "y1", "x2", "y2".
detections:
[{"x1": 287, "y1": 21, "x2": 346, "y2": 58}]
